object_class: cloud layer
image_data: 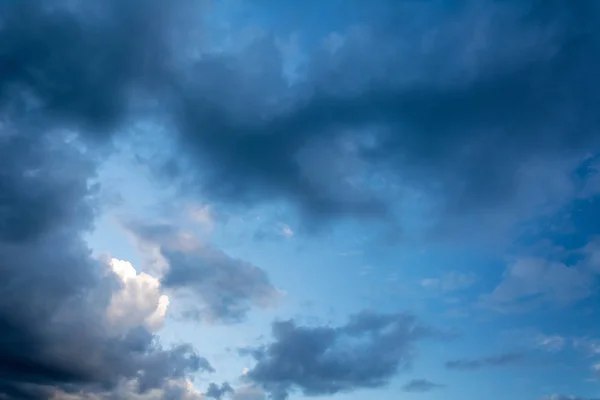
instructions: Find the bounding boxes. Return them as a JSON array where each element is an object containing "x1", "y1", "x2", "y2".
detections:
[{"x1": 3, "y1": 0, "x2": 600, "y2": 398}]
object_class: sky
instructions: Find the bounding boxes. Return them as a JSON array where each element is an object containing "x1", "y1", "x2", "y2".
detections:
[{"x1": 2, "y1": 0, "x2": 600, "y2": 399}]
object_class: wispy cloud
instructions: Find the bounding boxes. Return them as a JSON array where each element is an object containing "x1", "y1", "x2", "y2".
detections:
[
  {"x1": 446, "y1": 352, "x2": 525, "y2": 371},
  {"x1": 402, "y1": 379, "x2": 445, "y2": 393}
]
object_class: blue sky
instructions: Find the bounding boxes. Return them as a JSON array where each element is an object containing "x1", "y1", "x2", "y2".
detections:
[{"x1": 2, "y1": 1, "x2": 600, "y2": 400}]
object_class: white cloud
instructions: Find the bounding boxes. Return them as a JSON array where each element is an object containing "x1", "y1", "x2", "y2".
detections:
[
  {"x1": 535, "y1": 334, "x2": 566, "y2": 353},
  {"x1": 106, "y1": 259, "x2": 169, "y2": 333}
]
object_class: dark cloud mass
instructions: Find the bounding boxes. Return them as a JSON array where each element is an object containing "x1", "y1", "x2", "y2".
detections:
[
  {"x1": 0, "y1": 131, "x2": 211, "y2": 399},
  {"x1": 205, "y1": 382, "x2": 234, "y2": 399},
  {"x1": 3, "y1": 0, "x2": 600, "y2": 231},
  {"x1": 240, "y1": 311, "x2": 431, "y2": 399},
  {"x1": 165, "y1": 0, "x2": 600, "y2": 234},
  {"x1": 0, "y1": 0, "x2": 210, "y2": 398},
  {"x1": 0, "y1": 0, "x2": 183, "y2": 134},
  {"x1": 445, "y1": 352, "x2": 525, "y2": 370}
]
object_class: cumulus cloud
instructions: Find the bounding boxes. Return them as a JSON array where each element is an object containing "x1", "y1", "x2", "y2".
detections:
[
  {"x1": 401, "y1": 379, "x2": 444, "y2": 393},
  {"x1": 106, "y1": 258, "x2": 170, "y2": 333},
  {"x1": 126, "y1": 221, "x2": 280, "y2": 323},
  {"x1": 445, "y1": 352, "x2": 524, "y2": 370},
  {"x1": 240, "y1": 311, "x2": 431, "y2": 399}
]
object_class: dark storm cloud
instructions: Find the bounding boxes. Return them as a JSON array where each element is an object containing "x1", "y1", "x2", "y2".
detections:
[
  {"x1": 4, "y1": 0, "x2": 600, "y2": 231},
  {"x1": 445, "y1": 352, "x2": 525, "y2": 370},
  {"x1": 162, "y1": 0, "x2": 600, "y2": 234},
  {"x1": 0, "y1": 0, "x2": 186, "y2": 135},
  {"x1": 206, "y1": 382, "x2": 234, "y2": 399},
  {"x1": 0, "y1": 130, "x2": 212, "y2": 399},
  {"x1": 401, "y1": 379, "x2": 444, "y2": 393},
  {"x1": 240, "y1": 311, "x2": 431, "y2": 399},
  {"x1": 0, "y1": 1, "x2": 212, "y2": 398},
  {"x1": 126, "y1": 221, "x2": 279, "y2": 323}
]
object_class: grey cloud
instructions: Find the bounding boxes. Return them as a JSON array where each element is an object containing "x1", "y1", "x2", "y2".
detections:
[
  {"x1": 231, "y1": 386, "x2": 265, "y2": 400},
  {"x1": 50, "y1": 378, "x2": 208, "y2": 399},
  {"x1": 3, "y1": 0, "x2": 600, "y2": 236},
  {"x1": 402, "y1": 379, "x2": 444, "y2": 393},
  {"x1": 2, "y1": 0, "x2": 599, "y2": 395},
  {"x1": 0, "y1": 131, "x2": 211, "y2": 398},
  {"x1": 241, "y1": 311, "x2": 431, "y2": 399},
  {"x1": 0, "y1": 1, "x2": 212, "y2": 394},
  {"x1": 163, "y1": 0, "x2": 600, "y2": 235},
  {"x1": 482, "y1": 239, "x2": 600, "y2": 313},
  {"x1": 205, "y1": 382, "x2": 234, "y2": 399},
  {"x1": 445, "y1": 352, "x2": 524, "y2": 370},
  {"x1": 0, "y1": 0, "x2": 188, "y2": 136},
  {"x1": 126, "y1": 221, "x2": 279, "y2": 323}
]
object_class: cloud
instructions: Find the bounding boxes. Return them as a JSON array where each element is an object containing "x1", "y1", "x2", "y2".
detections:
[
  {"x1": 573, "y1": 338, "x2": 600, "y2": 357},
  {"x1": 50, "y1": 378, "x2": 210, "y2": 400},
  {"x1": 401, "y1": 379, "x2": 444, "y2": 393},
  {"x1": 482, "y1": 258, "x2": 592, "y2": 312},
  {"x1": 205, "y1": 382, "x2": 234, "y2": 400},
  {"x1": 445, "y1": 352, "x2": 524, "y2": 370},
  {"x1": 0, "y1": 2, "x2": 212, "y2": 394},
  {"x1": 534, "y1": 335, "x2": 567, "y2": 353},
  {"x1": 482, "y1": 240, "x2": 600, "y2": 312},
  {"x1": 126, "y1": 221, "x2": 280, "y2": 323},
  {"x1": 189, "y1": 204, "x2": 216, "y2": 233},
  {"x1": 106, "y1": 258, "x2": 170, "y2": 333},
  {"x1": 231, "y1": 386, "x2": 265, "y2": 400},
  {"x1": 2, "y1": 0, "x2": 600, "y2": 397},
  {"x1": 0, "y1": 132, "x2": 211, "y2": 398},
  {"x1": 420, "y1": 272, "x2": 478, "y2": 292},
  {"x1": 240, "y1": 311, "x2": 431, "y2": 399},
  {"x1": 3, "y1": 0, "x2": 600, "y2": 239},
  {"x1": 0, "y1": 0, "x2": 193, "y2": 137},
  {"x1": 156, "y1": 0, "x2": 600, "y2": 238}
]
